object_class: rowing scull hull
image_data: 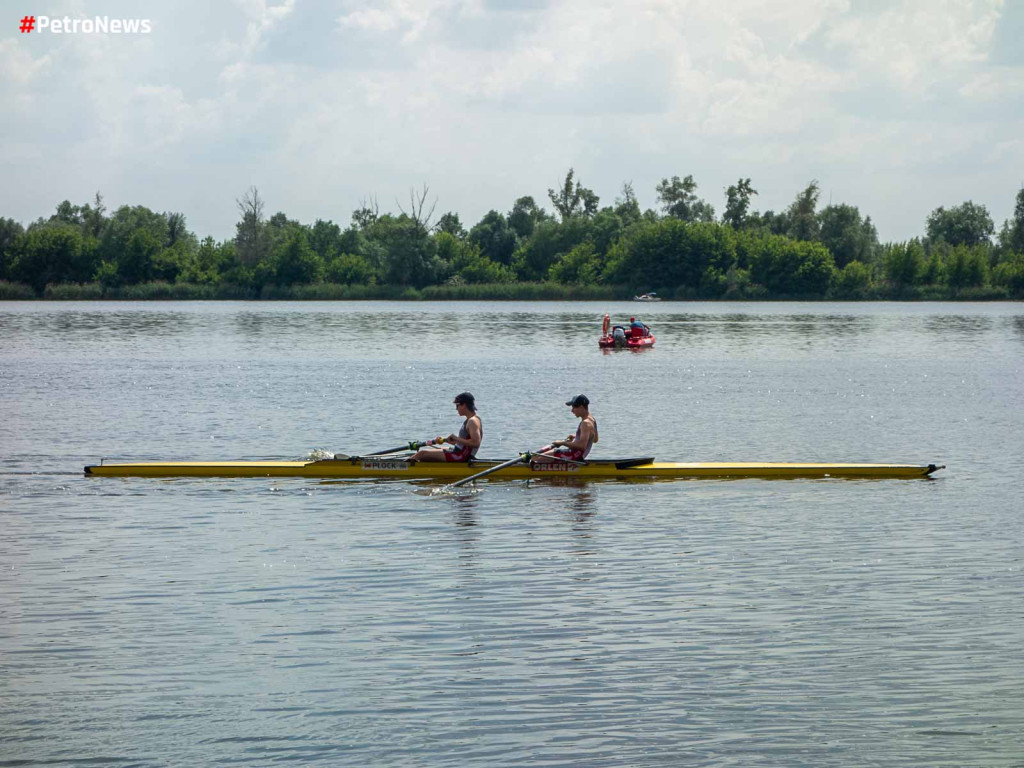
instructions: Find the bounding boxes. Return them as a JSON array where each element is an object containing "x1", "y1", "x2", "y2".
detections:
[{"x1": 84, "y1": 458, "x2": 944, "y2": 480}]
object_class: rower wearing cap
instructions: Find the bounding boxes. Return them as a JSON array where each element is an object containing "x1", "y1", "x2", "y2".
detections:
[
  {"x1": 536, "y1": 394, "x2": 598, "y2": 462},
  {"x1": 409, "y1": 392, "x2": 483, "y2": 462}
]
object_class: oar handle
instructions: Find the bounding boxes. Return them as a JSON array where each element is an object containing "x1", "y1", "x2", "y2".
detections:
[{"x1": 410, "y1": 436, "x2": 446, "y2": 450}]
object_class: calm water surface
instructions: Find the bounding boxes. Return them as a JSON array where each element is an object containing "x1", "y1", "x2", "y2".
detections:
[{"x1": 1, "y1": 301, "x2": 1022, "y2": 767}]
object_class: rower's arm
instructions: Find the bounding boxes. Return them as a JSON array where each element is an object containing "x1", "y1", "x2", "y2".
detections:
[
  {"x1": 559, "y1": 421, "x2": 593, "y2": 450},
  {"x1": 448, "y1": 418, "x2": 482, "y2": 450}
]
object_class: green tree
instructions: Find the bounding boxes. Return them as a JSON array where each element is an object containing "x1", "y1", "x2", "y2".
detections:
[
  {"x1": 309, "y1": 219, "x2": 343, "y2": 261},
  {"x1": 603, "y1": 219, "x2": 735, "y2": 292},
  {"x1": 749, "y1": 236, "x2": 835, "y2": 295},
  {"x1": 351, "y1": 196, "x2": 380, "y2": 230},
  {"x1": 786, "y1": 180, "x2": 820, "y2": 241},
  {"x1": 326, "y1": 252, "x2": 376, "y2": 285},
  {"x1": 435, "y1": 212, "x2": 466, "y2": 238},
  {"x1": 883, "y1": 240, "x2": 925, "y2": 292},
  {"x1": 817, "y1": 204, "x2": 879, "y2": 268},
  {"x1": 178, "y1": 237, "x2": 234, "y2": 285},
  {"x1": 11, "y1": 225, "x2": 95, "y2": 292},
  {"x1": 836, "y1": 260, "x2": 872, "y2": 299},
  {"x1": 271, "y1": 229, "x2": 323, "y2": 285},
  {"x1": 548, "y1": 169, "x2": 599, "y2": 221},
  {"x1": 235, "y1": 186, "x2": 268, "y2": 265},
  {"x1": 96, "y1": 205, "x2": 169, "y2": 284},
  {"x1": 118, "y1": 229, "x2": 163, "y2": 285},
  {"x1": 511, "y1": 217, "x2": 591, "y2": 281},
  {"x1": 722, "y1": 178, "x2": 757, "y2": 228},
  {"x1": 992, "y1": 252, "x2": 1024, "y2": 296},
  {"x1": 614, "y1": 182, "x2": 642, "y2": 224},
  {"x1": 165, "y1": 212, "x2": 188, "y2": 247},
  {"x1": 365, "y1": 214, "x2": 440, "y2": 287},
  {"x1": 550, "y1": 240, "x2": 602, "y2": 284},
  {"x1": 944, "y1": 245, "x2": 988, "y2": 290},
  {"x1": 0, "y1": 218, "x2": 26, "y2": 280},
  {"x1": 81, "y1": 192, "x2": 106, "y2": 238},
  {"x1": 998, "y1": 187, "x2": 1024, "y2": 254},
  {"x1": 468, "y1": 210, "x2": 517, "y2": 265},
  {"x1": 441, "y1": 235, "x2": 514, "y2": 284},
  {"x1": 508, "y1": 196, "x2": 546, "y2": 239},
  {"x1": 655, "y1": 174, "x2": 715, "y2": 222},
  {"x1": 926, "y1": 201, "x2": 994, "y2": 247}
]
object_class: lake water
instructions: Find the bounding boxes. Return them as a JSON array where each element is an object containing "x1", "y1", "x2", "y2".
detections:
[{"x1": 1, "y1": 300, "x2": 1022, "y2": 767}]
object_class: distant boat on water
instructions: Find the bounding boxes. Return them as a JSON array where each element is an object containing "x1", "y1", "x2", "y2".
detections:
[{"x1": 633, "y1": 292, "x2": 662, "y2": 301}]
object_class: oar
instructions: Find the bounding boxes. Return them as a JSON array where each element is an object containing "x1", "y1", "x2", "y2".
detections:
[
  {"x1": 334, "y1": 437, "x2": 444, "y2": 460},
  {"x1": 448, "y1": 452, "x2": 532, "y2": 489},
  {"x1": 367, "y1": 437, "x2": 444, "y2": 456},
  {"x1": 446, "y1": 447, "x2": 588, "y2": 489}
]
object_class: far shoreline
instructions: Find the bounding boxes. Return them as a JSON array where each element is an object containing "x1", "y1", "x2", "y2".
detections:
[{"x1": 0, "y1": 280, "x2": 1018, "y2": 302}]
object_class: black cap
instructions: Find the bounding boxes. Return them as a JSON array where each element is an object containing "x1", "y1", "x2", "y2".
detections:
[
  {"x1": 565, "y1": 394, "x2": 589, "y2": 408},
  {"x1": 454, "y1": 392, "x2": 475, "y2": 409}
]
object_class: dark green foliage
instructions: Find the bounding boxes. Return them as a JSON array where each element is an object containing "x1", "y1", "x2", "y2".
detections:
[
  {"x1": 12, "y1": 226, "x2": 97, "y2": 292},
  {"x1": 992, "y1": 252, "x2": 1024, "y2": 297},
  {"x1": 3, "y1": 184, "x2": 1021, "y2": 300},
  {"x1": 817, "y1": 204, "x2": 879, "y2": 268},
  {"x1": 613, "y1": 183, "x2": 642, "y2": 224},
  {"x1": 722, "y1": 178, "x2": 757, "y2": 229},
  {"x1": 786, "y1": 180, "x2": 821, "y2": 242},
  {"x1": 468, "y1": 210, "x2": 517, "y2": 265},
  {"x1": 749, "y1": 236, "x2": 835, "y2": 296},
  {"x1": 0, "y1": 217, "x2": 26, "y2": 280},
  {"x1": 436, "y1": 212, "x2": 466, "y2": 238},
  {"x1": 836, "y1": 261, "x2": 873, "y2": 299},
  {"x1": 508, "y1": 196, "x2": 547, "y2": 239},
  {"x1": 884, "y1": 240, "x2": 925, "y2": 292},
  {"x1": 943, "y1": 245, "x2": 989, "y2": 290},
  {"x1": 997, "y1": 188, "x2": 1024, "y2": 255},
  {"x1": 272, "y1": 228, "x2": 323, "y2": 285},
  {"x1": 511, "y1": 217, "x2": 591, "y2": 282},
  {"x1": 926, "y1": 201, "x2": 994, "y2": 247},
  {"x1": 548, "y1": 169, "x2": 599, "y2": 221},
  {"x1": 655, "y1": 175, "x2": 715, "y2": 222},
  {"x1": 326, "y1": 252, "x2": 377, "y2": 286}
]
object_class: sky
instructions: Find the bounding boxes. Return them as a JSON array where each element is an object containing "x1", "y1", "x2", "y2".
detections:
[{"x1": 2, "y1": 0, "x2": 1022, "y2": 243}]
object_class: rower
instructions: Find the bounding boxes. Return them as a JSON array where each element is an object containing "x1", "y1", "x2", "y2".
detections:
[
  {"x1": 536, "y1": 394, "x2": 598, "y2": 463},
  {"x1": 409, "y1": 392, "x2": 482, "y2": 462}
]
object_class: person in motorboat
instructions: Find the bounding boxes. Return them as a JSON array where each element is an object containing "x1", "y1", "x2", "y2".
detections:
[
  {"x1": 629, "y1": 317, "x2": 649, "y2": 338},
  {"x1": 535, "y1": 394, "x2": 598, "y2": 463},
  {"x1": 409, "y1": 392, "x2": 482, "y2": 462}
]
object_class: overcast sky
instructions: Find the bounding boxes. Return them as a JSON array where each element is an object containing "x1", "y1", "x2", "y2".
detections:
[{"x1": 2, "y1": 0, "x2": 1022, "y2": 242}]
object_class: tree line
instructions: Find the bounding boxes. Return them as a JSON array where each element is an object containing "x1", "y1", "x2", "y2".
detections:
[{"x1": 1, "y1": 173, "x2": 1022, "y2": 300}]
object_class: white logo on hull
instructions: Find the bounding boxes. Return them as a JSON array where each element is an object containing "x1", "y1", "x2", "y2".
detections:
[
  {"x1": 529, "y1": 462, "x2": 580, "y2": 473},
  {"x1": 361, "y1": 460, "x2": 410, "y2": 471}
]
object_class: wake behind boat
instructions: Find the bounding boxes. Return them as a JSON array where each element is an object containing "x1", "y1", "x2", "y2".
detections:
[{"x1": 84, "y1": 456, "x2": 944, "y2": 480}]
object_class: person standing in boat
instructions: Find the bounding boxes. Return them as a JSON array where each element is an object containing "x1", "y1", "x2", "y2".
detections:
[
  {"x1": 409, "y1": 392, "x2": 482, "y2": 462},
  {"x1": 536, "y1": 394, "x2": 598, "y2": 462}
]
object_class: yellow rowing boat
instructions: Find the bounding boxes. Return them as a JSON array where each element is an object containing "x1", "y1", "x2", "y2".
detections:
[{"x1": 84, "y1": 457, "x2": 944, "y2": 480}]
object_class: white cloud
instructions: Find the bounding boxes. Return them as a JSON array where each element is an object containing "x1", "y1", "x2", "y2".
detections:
[{"x1": 1, "y1": 0, "x2": 1021, "y2": 242}]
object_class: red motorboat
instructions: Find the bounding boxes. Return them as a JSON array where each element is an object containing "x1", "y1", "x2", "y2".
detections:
[{"x1": 599, "y1": 313, "x2": 655, "y2": 349}]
